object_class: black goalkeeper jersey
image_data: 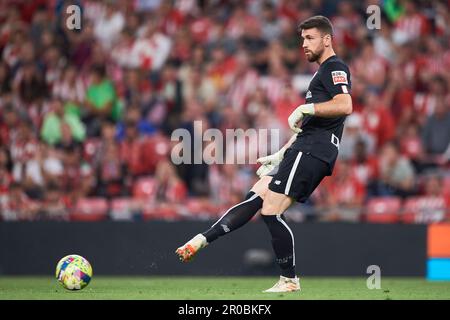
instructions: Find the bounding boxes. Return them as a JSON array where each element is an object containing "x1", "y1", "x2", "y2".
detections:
[{"x1": 290, "y1": 55, "x2": 352, "y2": 175}]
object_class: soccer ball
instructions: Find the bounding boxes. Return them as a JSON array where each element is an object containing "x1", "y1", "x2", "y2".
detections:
[{"x1": 55, "y1": 254, "x2": 93, "y2": 290}]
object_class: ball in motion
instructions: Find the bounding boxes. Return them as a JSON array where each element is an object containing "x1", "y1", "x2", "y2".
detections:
[{"x1": 55, "y1": 254, "x2": 93, "y2": 290}]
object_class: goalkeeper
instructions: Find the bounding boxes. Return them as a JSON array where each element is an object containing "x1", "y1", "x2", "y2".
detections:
[{"x1": 176, "y1": 15, "x2": 352, "y2": 293}]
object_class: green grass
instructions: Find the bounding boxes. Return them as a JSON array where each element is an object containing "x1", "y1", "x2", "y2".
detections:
[{"x1": 0, "y1": 276, "x2": 450, "y2": 300}]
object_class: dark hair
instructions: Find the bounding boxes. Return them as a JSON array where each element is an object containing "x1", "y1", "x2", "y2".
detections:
[
  {"x1": 298, "y1": 15, "x2": 334, "y2": 37},
  {"x1": 90, "y1": 64, "x2": 106, "y2": 78}
]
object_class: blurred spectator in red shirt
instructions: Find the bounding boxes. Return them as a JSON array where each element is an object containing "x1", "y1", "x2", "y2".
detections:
[
  {"x1": 313, "y1": 160, "x2": 366, "y2": 222},
  {"x1": 351, "y1": 40, "x2": 388, "y2": 93},
  {"x1": 52, "y1": 64, "x2": 86, "y2": 116},
  {"x1": 154, "y1": 159, "x2": 187, "y2": 204},
  {"x1": 332, "y1": 1, "x2": 364, "y2": 51},
  {"x1": 350, "y1": 139, "x2": 379, "y2": 187},
  {"x1": 133, "y1": 19, "x2": 172, "y2": 71},
  {"x1": 0, "y1": 182, "x2": 39, "y2": 221},
  {"x1": 414, "y1": 75, "x2": 448, "y2": 122},
  {"x1": 95, "y1": 120, "x2": 125, "y2": 199},
  {"x1": 273, "y1": 82, "x2": 302, "y2": 130},
  {"x1": 226, "y1": 51, "x2": 259, "y2": 112},
  {"x1": 0, "y1": 104, "x2": 20, "y2": 146},
  {"x1": 10, "y1": 117, "x2": 39, "y2": 184},
  {"x1": 119, "y1": 116, "x2": 169, "y2": 178},
  {"x1": 0, "y1": 147, "x2": 13, "y2": 195},
  {"x1": 392, "y1": 0, "x2": 430, "y2": 45},
  {"x1": 361, "y1": 90, "x2": 396, "y2": 149}
]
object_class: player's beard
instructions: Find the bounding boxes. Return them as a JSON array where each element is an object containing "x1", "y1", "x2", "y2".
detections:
[{"x1": 305, "y1": 47, "x2": 324, "y2": 62}]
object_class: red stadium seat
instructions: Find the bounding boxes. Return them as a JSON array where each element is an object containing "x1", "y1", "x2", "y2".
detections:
[
  {"x1": 401, "y1": 196, "x2": 447, "y2": 224},
  {"x1": 71, "y1": 198, "x2": 109, "y2": 221},
  {"x1": 443, "y1": 176, "x2": 450, "y2": 198},
  {"x1": 110, "y1": 198, "x2": 141, "y2": 221},
  {"x1": 184, "y1": 198, "x2": 219, "y2": 220},
  {"x1": 142, "y1": 203, "x2": 181, "y2": 221},
  {"x1": 365, "y1": 197, "x2": 402, "y2": 223},
  {"x1": 133, "y1": 177, "x2": 157, "y2": 199}
]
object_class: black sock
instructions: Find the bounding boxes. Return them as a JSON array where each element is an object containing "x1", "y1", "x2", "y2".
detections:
[
  {"x1": 202, "y1": 191, "x2": 263, "y2": 243},
  {"x1": 262, "y1": 214, "x2": 296, "y2": 278}
]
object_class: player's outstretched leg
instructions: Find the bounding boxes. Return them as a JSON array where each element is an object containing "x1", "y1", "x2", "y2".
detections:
[
  {"x1": 261, "y1": 191, "x2": 300, "y2": 293},
  {"x1": 175, "y1": 177, "x2": 272, "y2": 262},
  {"x1": 175, "y1": 191, "x2": 263, "y2": 262}
]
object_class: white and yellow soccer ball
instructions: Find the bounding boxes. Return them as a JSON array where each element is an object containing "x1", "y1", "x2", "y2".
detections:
[{"x1": 55, "y1": 254, "x2": 93, "y2": 290}]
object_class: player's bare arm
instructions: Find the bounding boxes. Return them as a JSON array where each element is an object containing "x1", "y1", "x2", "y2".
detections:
[{"x1": 312, "y1": 94, "x2": 353, "y2": 117}]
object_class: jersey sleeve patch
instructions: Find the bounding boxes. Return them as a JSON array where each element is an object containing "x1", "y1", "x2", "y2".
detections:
[{"x1": 331, "y1": 71, "x2": 348, "y2": 85}]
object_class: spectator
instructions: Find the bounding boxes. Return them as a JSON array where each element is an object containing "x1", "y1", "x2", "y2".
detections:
[
  {"x1": 422, "y1": 174, "x2": 445, "y2": 198},
  {"x1": 84, "y1": 64, "x2": 122, "y2": 136},
  {"x1": 392, "y1": 0, "x2": 430, "y2": 45},
  {"x1": 361, "y1": 90, "x2": 396, "y2": 149},
  {"x1": 313, "y1": 160, "x2": 366, "y2": 222},
  {"x1": 121, "y1": 68, "x2": 152, "y2": 111},
  {"x1": 59, "y1": 144, "x2": 94, "y2": 206},
  {"x1": 12, "y1": 61, "x2": 47, "y2": 107},
  {"x1": 0, "y1": 104, "x2": 20, "y2": 146},
  {"x1": 10, "y1": 117, "x2": 40, "y2": 189},
  {"x1": 350, "y1": 139, "x2": 379, "y2": 187},
  {"x1": 40, "y1": 98, "x2": 86, "y2": 145},
  {"x1": 240, "y1": 19, "x2": 269, "y2": 74},
  {"x1": 0, "y1": 62, "x2": 12, "y2": 95},
  {"x1": 0, "y1": 0, "x2": 448, "y2": 222},
  {"x1": 154, "y1": 160, "x2": 187, "y2": 204},
  {"x1": 52, "y1": 64, "x2": 86, "y2": 117},
  {"x1": 0, "y1": 147, "x2": 13, "y2": 195},
  {"x1": 368, "y1": 142, "x2": 416, "y2": 198},
  {"x1": 38, "y1": 182, "x2": 69, "y2": 221},
  {"x1": 209, "y1": 163, "x2": 253, "y2": 207},
  {"x1": 119, "y1": 118, "x2": 150, "y2": 177},
  {"x1": 0, "y1": 182, "x2": 39, "y2": 221},
  {"x1": 339, "y1": 113, "x2": 375, "y2": 160},
  {"x1": 95, "y1": 120, "x2": 125, "y2": 198},
  {"x1": 93, "y1": 1, "x2": 125, "y2": 50},
  {"x1": 116, "y1": 106, "x2": 156, "y2": 141},
  {"x1": 260, "y1": 1, "x2": 283, "y2": 42},
  {"x1": 422, "y1": 97, "x2": 450, "y2": 157}
]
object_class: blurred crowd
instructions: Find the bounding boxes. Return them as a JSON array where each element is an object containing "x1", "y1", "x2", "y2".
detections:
[{"x1": 0, "y1": 0, "x2": 449, "y2": 222}]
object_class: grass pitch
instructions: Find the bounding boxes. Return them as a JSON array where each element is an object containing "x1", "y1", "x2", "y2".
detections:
[{"x1": 1, "y1": 276, "x2": 450, "y2": 300}]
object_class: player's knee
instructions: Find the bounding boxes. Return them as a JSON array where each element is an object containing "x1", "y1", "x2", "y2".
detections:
[{"x1": 261, "y1": 198, "x2": 279, "y2": 216}]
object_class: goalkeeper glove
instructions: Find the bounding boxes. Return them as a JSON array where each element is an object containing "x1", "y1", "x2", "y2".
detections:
[
  {"x1": 287, "y1": 103, "x2": 315, "y2": 133},
  {"x1": 256, "y1": 149, "x2": 285, "y2": 178}
]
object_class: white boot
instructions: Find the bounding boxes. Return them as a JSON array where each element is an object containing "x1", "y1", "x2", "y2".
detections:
[
  {"x1": 175, "y1": 234, "x2": 208, "y2": 262},
  {"x1": 263, "y1": 276, "x2": 301, "y2": 293}
]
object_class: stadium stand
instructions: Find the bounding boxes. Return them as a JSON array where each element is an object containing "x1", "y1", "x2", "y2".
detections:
[{"x1": 0, "y1": 0, "x2": 449, "y2": 223}]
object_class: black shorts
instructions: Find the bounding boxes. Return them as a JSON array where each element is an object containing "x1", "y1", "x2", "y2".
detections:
[{"x1": 268, "y1": 148, "x2": 329, "y2": 203}]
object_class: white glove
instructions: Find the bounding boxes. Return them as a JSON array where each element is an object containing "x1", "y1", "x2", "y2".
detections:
[
  {"x1": 287, "y1": 103, "x2": 315, "y2": 133},
  {"x1": 256, "y1": 149, "x2": 285, "y2": 178}
]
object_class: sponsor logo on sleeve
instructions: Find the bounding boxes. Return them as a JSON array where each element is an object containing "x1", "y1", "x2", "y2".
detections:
[{"x1": 331, "y1": 71, "x2": 348, "y2": 85}]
